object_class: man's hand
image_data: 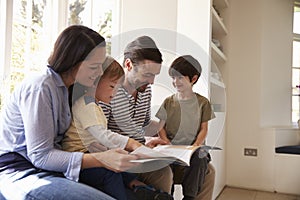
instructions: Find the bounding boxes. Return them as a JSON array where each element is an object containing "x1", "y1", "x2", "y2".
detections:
[{"x1": 145, "y1": 137, "x2": 170, "y2": 148}]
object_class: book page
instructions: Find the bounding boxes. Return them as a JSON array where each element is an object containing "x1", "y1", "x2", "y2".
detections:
[
  {"x1": 131, "y1": 145, "x2": 200, "y2": 166},
  {"x1": 131, "y1": 145, "x2": 173, "y2": 159},
  {"x1": 153, "y1": 145, "x2": 199, "y2": 165}
]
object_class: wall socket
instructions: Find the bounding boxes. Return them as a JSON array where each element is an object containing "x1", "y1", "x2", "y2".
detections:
[{"x1": 244, "y1": 148, "x2": 258, "y2": 156}]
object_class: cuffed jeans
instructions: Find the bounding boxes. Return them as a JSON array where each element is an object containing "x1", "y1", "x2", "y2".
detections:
[{"x1": 171, "y1": 149, "x2": 210, "y2": 199}]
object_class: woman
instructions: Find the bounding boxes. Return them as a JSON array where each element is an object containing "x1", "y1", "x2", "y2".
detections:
[{"x1": 0, "y1": 25, "x2": 139, "y2": 200}]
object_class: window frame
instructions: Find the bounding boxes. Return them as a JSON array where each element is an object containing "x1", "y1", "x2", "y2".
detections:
[
  {"x1": 0, "y1": 0, "x2": 118, "y2": 112},
  {"x1": 292, "y1": 1, "x2": 300, "y2": 122},
  {"x1": 0, "y1": 0, "x2": 13, "y2": 107}
]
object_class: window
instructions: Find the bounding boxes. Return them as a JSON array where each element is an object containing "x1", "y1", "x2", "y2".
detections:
[
  {"x1": 0, "y1": 0, "x2": 116, "y2": 112},
  {"x1": 292, "y1": 1, "x2": 300, "y2": 122},
  {"x1": 67, "y1": 0, "x2": 114, "y2": 54}
]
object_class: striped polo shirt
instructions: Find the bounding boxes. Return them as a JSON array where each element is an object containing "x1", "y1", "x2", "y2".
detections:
[{"x1": 100, "y1": 85, "x2": 152, "y2": 144}]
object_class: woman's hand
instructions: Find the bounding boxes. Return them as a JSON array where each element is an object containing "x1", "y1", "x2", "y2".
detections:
[{"x1": 82, "y1": 148, "x2": 140, "y2": 172}]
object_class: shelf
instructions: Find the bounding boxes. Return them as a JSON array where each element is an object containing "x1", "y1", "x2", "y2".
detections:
[
  {"x1": 210, "y1": 77, "x2": 225, "y2": 88},
  {"x1": 212, "y1": 7, "x2": 228, "y2": 36},
  {"x1": 211, "y1": 42, "x2": 227, "y2": 63},
  {"x1": 271, "y1": 126, "x2": 300, "y2": 130},
  {"x1": 213, "y1": 0, "x2": 229, "y2": 10}
]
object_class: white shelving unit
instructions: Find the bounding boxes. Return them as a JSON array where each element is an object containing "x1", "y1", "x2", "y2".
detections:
[
  {"x1": 211, "y1": 42, "x2": 227, "y2": 63},
  {"x1": 210, "y1": 0, "x2": 228, "y2": 113},
  {"x1": 212, "y1": 7, "x2": 228, "y2": 36},
  {"x1": 209, "y1": 0, "x2": 229, "y2": 198},
  {"x1": 213, "y1": 0, "x2": 229, "y2": 9}
]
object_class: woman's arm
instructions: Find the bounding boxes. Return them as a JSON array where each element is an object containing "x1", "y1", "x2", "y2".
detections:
[{"x1": 19, "y1": 81, "x2": 83, "y2": 181}]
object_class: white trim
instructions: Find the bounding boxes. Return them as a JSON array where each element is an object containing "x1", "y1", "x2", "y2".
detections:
[
  {"x1": 0, "y1": 0, "x2": 13, "y2": 107},
  {"x1": 294, "y1": 33, "x2": 300, "y2": 40},
  {"x1": 53, "y1": 0, "x2": 68, "y2": 34},
  {"x1": 111, "y1": 0, "x2": 121, "y2": 58},
  {"x1": 0, "y1": 0, "x2": 6, "y2": 81}
]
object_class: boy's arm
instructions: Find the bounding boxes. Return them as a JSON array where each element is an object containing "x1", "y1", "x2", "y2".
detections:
[
  {"x1": 87, "y1": 126, "x2": 142, "y2": 152},
  {"x1": 157, "y1": 120, "x2": 171, "y2": 144},
  {"x1": 192, "y1": 121, "x2": 208, "y2": 146}
]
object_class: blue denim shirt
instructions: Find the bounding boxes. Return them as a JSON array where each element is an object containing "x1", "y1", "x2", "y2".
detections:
[{"x1": 0, "y1": 67, "x2": 83, "y2": 181}]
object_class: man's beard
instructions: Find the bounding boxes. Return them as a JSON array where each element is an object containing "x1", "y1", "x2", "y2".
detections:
[{"x1": 136, "y1": 83, "x2": 148, "y2": 92}]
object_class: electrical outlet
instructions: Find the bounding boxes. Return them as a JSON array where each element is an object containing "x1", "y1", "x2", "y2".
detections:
[{"x1": 244, "y1": 148, "x2": 258, "y2": 156}]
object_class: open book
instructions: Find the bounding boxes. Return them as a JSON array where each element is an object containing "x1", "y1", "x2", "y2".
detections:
[{"x1": 130, "y1": 145, "x2": 221, "y2": 166}]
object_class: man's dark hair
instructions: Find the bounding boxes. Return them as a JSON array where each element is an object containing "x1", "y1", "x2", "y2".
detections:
[{"x1": 123, "y1": 36, "x2": 163, "y2": 66}]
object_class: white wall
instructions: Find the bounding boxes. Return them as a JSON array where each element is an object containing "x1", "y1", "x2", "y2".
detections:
[
  {"x1": 176, "y1": 0, "x2": 211, "y2": 98},
  {"x1": 118, "y1": 0, "x2": 300, "y2": 196},
  {"x1": 226, "y1": 0, "x2": 299, "y2": 195},
  {"x1": 260, "y1": 0, "x2": 293, "y2": 127}
]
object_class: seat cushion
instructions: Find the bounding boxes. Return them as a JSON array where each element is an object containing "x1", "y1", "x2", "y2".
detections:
[{"x1": 275, "y1": 145, "x2": 300, "y2": 155}]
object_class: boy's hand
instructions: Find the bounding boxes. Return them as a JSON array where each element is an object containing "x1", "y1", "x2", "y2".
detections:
[{"x1": 145, "y1": 137, "x2": 170, "y2": 148}]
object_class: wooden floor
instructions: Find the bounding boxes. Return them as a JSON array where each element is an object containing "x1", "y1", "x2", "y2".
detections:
[
  {"x1": 216, "y1": 186, "x2": 300, "y2": 200},
  {"x1": 173, "y1": 185, "x2": 300, "y2": 200}
]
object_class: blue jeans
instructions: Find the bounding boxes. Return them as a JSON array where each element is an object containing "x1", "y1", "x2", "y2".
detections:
[
  {"x1": 80, "y1": 169, "x2": 139, "y2": 200},
  {"x1": 0, "y1": 168, "x2": 115, "y2": 200},
  {"x1": 80, "y1": 168, "x2": 129, "y2": 200}
]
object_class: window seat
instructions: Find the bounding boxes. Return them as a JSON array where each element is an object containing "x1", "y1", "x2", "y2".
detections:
[{"x1": 275, "y1": 145, "x2": 300, "y2": 155}]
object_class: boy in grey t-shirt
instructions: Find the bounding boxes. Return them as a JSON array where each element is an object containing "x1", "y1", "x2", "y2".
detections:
[{"x1": 156, "y1": 55, "x2": 215, "y2": 200}]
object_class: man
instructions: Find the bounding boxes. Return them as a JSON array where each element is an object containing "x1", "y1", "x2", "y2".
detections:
[{"x1": 101, "y1": 35, "x2": 173, "y2": 194}]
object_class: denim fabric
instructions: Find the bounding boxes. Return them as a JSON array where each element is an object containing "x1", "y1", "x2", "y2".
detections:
[
  {"x1": 121, "y1": 172, "x2": 137, "y2": 186},
  {"x1": 79, "y1": 168, "x2": 126, "y2": 200},
  {"x1": 0, "y1": 168, "x2": 115, "y2": 200},
  {"x1": 171, "y1": 149, "x2": 210, "y2": 199},
  {"x1": 79, "y1": 169, "x2": 140, "y2": 200},
  {"x1": 182, "y1": 150, "x2": 209, "y2": 198}
]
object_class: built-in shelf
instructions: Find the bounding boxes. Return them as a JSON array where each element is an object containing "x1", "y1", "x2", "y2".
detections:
[
  {"x1": 271, "y1": 126, "x2": 300, "y2": 130},
  {"x1": 213, "y1": 0, "x2": 229, "y2": 10},
  {"x1": 210, "y1": 77, "x2": 225, "y2": 88},
  {"x1": 212, "y1": 7, "x2": 228, "y2": 36},
  {"x1": 211, "y1": 42, "x2": 227, "y2": 63},
  {"x1": 208, "y1": 1, "x2": 228, "y2": 197}
]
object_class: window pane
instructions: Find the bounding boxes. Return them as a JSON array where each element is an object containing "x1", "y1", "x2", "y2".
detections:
[
  {"x1": 10, "y1": 0, "x2": 49, "y2": 92},
  {"x1": 292, "y1": 68, "x2": 300, "y2": 92},
  {"x1": 0, "y1": 0, "x2": 5, "y2": 111},
  {"x1": 293, "y1": 41, "x2": 300, "y2": 68},
  {"x1": 294, "y1": 5, "x2": 300, "y2": 34},
  {"x1": 292, "y1": 95, "x2": 300, "y2": 122},
  {"x1": 68, "y1": 0, "x2": 113, "y2": 54}
]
